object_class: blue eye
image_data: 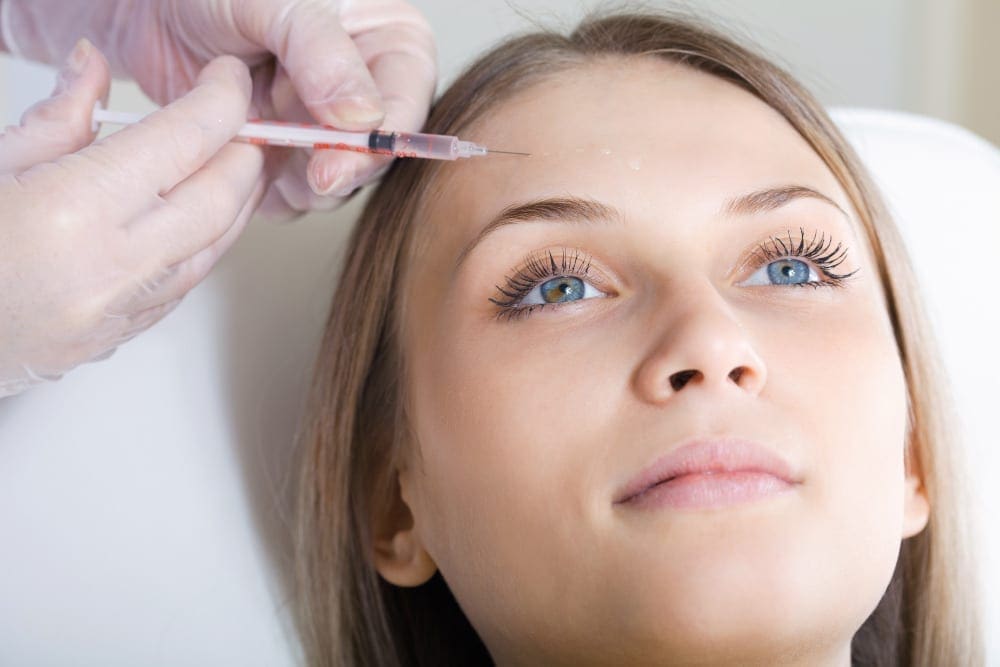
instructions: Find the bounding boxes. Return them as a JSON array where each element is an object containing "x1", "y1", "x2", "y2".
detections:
[
  {"x1": 736, "y1": 228, "x2": 861, "y2": 290},
  {"x1": 489, "y1": 247, "x2": 607, "y2": 320},
  {"x1": 520, "y1": 276, "x2": 603, "y2": 305},
  {"x1": 740, "y1": 258, "x2": 817, "y2": 287}
]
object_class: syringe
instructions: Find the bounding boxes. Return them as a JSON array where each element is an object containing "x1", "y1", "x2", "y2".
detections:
[{"x1": 90, "y1": 104, "x2": 528, "y2": 161}]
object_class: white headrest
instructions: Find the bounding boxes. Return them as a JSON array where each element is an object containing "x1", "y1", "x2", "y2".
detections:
[
  {"x1": 0, "y1": 108, "x2": 997, "y2": 664},
  {"x1": 831, "y1": 108, "x2": 999, "y2": 658}
]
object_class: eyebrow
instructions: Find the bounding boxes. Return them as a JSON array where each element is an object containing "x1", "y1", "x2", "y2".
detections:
[
  {"x1": 724, "y1": 184, "x2": 848, "y2": 218},
  {"x1": 452, "y1": 185, "x2": 849, "y2": 272}
]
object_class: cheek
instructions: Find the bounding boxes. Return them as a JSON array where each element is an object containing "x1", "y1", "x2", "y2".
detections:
[
  {"x1": 404, "y1": 301, "x2": 615, "y2": 577},
  {"x1": 785, "y1": 296, "x2": 909, "y2": 528},
  {"x1": 759, "y1": 291, "x2": 909, "y2": 603},
  {"x1": 408, "y1": 312, "x2": 605, "y2": 507}
]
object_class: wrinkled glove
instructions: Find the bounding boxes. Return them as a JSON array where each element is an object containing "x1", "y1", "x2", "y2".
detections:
[
  {"x1": 1, "y1": 0, "x2": 438, "y2": 219},
  {"x1": 1, "y1": 41, "x2": 265, "y2": 397}
]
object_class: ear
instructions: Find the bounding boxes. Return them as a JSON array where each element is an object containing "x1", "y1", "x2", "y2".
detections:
[
  {"x1": 901, "y1": 444, "x2": 930, "y2": 539},
  {"x1": 372, "y1": 467, "x2": 437, "y2": 587}
]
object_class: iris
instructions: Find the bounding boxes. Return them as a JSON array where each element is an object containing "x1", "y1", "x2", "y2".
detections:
[
  {"x1": 767, "y1": 259, "x2": 809, "y2": 285},
  {"x1": 540, "y1": 276, "x2": 585, "y2": 302}
]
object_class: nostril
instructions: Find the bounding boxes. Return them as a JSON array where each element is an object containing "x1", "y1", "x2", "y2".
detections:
[
  {"x1": 669, "y1": 367, "x2": 749, "y2": 391},
  {"x1": 669, "y1": 369, "x2": 699, "y2": 391}
]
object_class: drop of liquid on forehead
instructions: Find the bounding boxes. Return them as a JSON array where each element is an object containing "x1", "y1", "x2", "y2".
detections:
[
  {"x1": 627, "y1": 157, "x2": 642, "y2": 171},
  {"x1": 599, "y1": 147, "x2": 613, "y2": 155}
]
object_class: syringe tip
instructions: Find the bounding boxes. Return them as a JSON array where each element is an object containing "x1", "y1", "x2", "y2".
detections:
[
  {"x1": 455, "y1": 141, "x2": 530, "y2": 158},
  {"x1": 487, "y1": 149, "x2": 532, "y2": 156}
]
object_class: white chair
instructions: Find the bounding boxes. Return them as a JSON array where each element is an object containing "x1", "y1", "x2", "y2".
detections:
[{"x1": 0, "y1": 108, "x2": 997, "y2": 665}]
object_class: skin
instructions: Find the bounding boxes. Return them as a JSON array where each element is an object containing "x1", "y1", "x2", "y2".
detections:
[{"x1": 372, "y1": 57, "x2": 930, "y2": 666}]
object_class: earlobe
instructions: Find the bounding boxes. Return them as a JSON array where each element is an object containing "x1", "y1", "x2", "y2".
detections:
[
  {"x1": 901, "y1": 471, "x2": 930, "y2": 539},
  {"x1": 374, "y1": 531, "x2": 438, "y2": 587},
  {"x1": 371, "y1": 469, "x2": 438, "y2": 587}
]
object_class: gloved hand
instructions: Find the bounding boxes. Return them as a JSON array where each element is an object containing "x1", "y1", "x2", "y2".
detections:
[
  {"x1": 0, "y1": 0, "x2": 437, "y2": 219},
  {"x1": 0, "y1": 41, "x2": 265, "y2": 397}
]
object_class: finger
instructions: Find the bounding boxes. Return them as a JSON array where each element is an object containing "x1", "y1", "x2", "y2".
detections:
[
  {"x1": 344, "y1": 5, "x2": 437, "y2": 130},
  {"x1": 306, "y1": 146, "x2": 394, "y2": 198},
  {"x1": 255, "y1": 183, "x2": 301, "y2": 223},
  {"x1": 0, "y1": 38, "x2": 111, "y2": 175},
  {"x1": 307, "y1": 10, "x2": 437, "y2": 195},
  {"x1": 114, "y1": 297, "x2": 184, "y2": 347},
  {"x1": 253, "y1": 139, "x2": 302, "y2": 222},
  {"x1": 91, "y1": 296, "x2": 184, "y2": 366},
  {"x1": 101, "y1": 139, "x2": 263, "y2": 319},
  {"x1": 264, "y1": 134, "x2": 350, "y2": 217},
  {"x1": 122, "y1": 171, "x2": 267, "y2": 314},
  {"x1": 240, "y1": 0, "x2": 385, "y2": 130},
  {"x1": 125, "y1": 137, "x2": 265, "y2": 285},
  {"x1": 65, "y1": 55, "x2": 252, "y2": 216},
  {"x1": 254, "y1": 64, "x2": 351, "y2": 219}
]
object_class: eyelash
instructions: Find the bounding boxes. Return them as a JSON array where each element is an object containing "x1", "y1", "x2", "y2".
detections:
[
  {"x1": 488, "y1": 227, "x2": 860, "y2": 322},
  {"x1": 489, "y1": 247, "x2": 595, "y2": 321}
]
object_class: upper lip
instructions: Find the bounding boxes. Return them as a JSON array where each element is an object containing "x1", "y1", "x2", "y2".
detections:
[{"x1": 613, "y1": 436, "x2": 802, "y2": 504}]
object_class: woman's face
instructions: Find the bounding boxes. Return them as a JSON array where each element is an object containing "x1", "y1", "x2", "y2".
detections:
[{"x1": 378, "y1": 57, "x2": 929, "y2": 666}]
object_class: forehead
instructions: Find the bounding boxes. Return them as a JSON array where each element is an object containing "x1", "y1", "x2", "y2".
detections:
[
  {"x1": 419, "y1": 57, "x2": 851, "y2": 245},
  {"x1": 468, "y1": 57, "x2": 797, "y2": 162}
]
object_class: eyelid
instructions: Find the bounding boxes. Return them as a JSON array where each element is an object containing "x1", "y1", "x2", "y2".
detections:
[
  {"x1": 509, "y1": 246, "x2": 621, "y2": 292},
  {"x1": 732, "y1": 227, "x2": 848, "y2": 276},
  {"x1": 488, "y1": 246, "x2": 623, "y2": 317}
]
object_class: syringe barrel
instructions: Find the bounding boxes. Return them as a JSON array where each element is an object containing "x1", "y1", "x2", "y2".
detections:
[
  {"x1": 90, "y1": 104, "x2": 491, "y2": 159},
  {"x1": 373, "y1": 131, "x2": 461, "y2": 160}
]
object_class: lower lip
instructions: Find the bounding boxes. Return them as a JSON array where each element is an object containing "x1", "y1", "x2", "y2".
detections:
[{"x1": 620, "y1": 471, "x2": 796, "y2": 511}]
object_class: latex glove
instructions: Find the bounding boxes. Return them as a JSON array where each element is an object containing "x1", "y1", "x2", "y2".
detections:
[
  {"x1": 0, "y1": 41, "x2": 265, "y2": 398},
  {"x1": 0, "y1": 0, "x2": 438, "y2": 220}
]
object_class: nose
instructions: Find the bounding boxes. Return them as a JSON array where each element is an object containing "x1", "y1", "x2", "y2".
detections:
[{"x1": 632, "y1": 290, "x2": 767, "y2": 403}]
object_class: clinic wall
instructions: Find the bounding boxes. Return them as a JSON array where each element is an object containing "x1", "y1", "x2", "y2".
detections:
[
  {"x1": 960, "y1": 0, "x2": 1000, "y2": 145},
  {"x1": 0, "y1": 0, "x2": 935, "y2": 129},
  {"x1": 426, "y1": 0, "x2": 914, "y2": 111},
  {"x1": 2, "y1": 0, "x2": 995, "y2": 145}
]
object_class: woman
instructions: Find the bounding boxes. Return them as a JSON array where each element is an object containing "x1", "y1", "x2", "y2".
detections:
[{"x1": 291, "y1": 9, "x2": 983, "y2": 666}]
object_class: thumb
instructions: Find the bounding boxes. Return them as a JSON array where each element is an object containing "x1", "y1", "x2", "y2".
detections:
[
  {"x1": 0, "y1": 38, "x2": 111, "y2": 175},
  {"x1": 242, "y1": 1, "x2": 385, "y2": 130}
]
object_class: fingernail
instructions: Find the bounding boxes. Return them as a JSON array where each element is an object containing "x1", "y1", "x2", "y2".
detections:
[
  {"x1": 321, "y1": 168, "x2": 356, "y2": 196},
  {"x1": 66, "y1": 38, "x2": 92, "y2": 76},
  {"x1": 330, "y1": 96, "x2": 384, "y2": 126},
  {"x1": 53, "y1": 38, "x2": 91, "y2": 94}
]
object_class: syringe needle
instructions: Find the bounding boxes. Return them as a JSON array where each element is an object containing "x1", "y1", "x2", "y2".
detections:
[{"x1": 487, "y1": 149, "x2": 532, "y2": 156}]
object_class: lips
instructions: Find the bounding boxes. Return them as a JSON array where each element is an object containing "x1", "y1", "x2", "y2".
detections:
[{"x1": 614, "y1": 437, "x2": 801, "y2": 505}]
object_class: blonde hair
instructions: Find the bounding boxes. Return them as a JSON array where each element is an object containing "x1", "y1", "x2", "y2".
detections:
[{"x1": 291, "y1": 8, "x2": 984, "y2": 666}]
